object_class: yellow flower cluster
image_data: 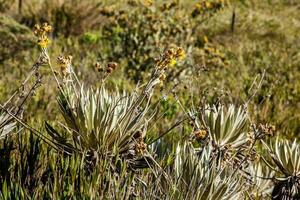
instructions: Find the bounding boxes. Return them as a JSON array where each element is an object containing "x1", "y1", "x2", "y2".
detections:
[
  {"x1": 160, "y1": 1, "x2": 178, "y2": 11},
  {"x1": 128, "y1": 0, "x2": 154, "y2": 7},
  {"x1": 57, "y1": 55, "x2": 72, "y2": 76},
  {"x1": 34, "y1": 23, "x2": 52, "y2": 49},
  {"x1": 155, "y1": 46, "x2": 185, "y2": 88},
  {"x1": 192, "y1": 0, "x2": 229, "y2": 17},
  {"x1": 141, "y1": 0, "x2": 153, "y2": 7},
  {"x1": 197, "y1": 36, "x2": 229, "y2": 69},
  {"x1": 156, "y1": 46, "x2": 186, "y2": 70}
]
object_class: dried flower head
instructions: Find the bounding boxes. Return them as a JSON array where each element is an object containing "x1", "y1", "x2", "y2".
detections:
[
  {"x1": 34, "y1": 23, "x2": 52, "y2": 49},
  {"x1": 175, "y1": 47, "x2": 186, "y2": 60},
  {"x1": 95, "y1": 62, "x2": 103, "y2": 72},
  {"x1": 107, "y1": 62, "x2": 118, "y2": 70},
  {"x1": 42, "y1": 23, "x2": 52, "y2": 33},
  {"x1": 156, "y1": 46, "x2": 185, "y2": 69},
  {"x1": 135, "y1": 141, "x2": 147, "y2": 155},
  {"x1": 106, "y1": 67, "x2": 113, "y2": 74},
  {"x1": 37, "y1": 37, "x2": 50, "y2": 49},
  {"x1": 194, "y1": 129, "x2": 208, "y2": 140},
  {"x1": 106, "y1": 62, "x2": 118, "y2": 74},
  {"x1": 258, "y1": 123, "x2": 276, "y2": 137},
  {"x1": 57, "y1": 55, "x2": 72, "y2": 77}
]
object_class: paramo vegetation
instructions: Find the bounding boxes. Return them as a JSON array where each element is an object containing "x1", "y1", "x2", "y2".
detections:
[{"x1": 0, "y1": 0, "x2": 299, "y2": 199}]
